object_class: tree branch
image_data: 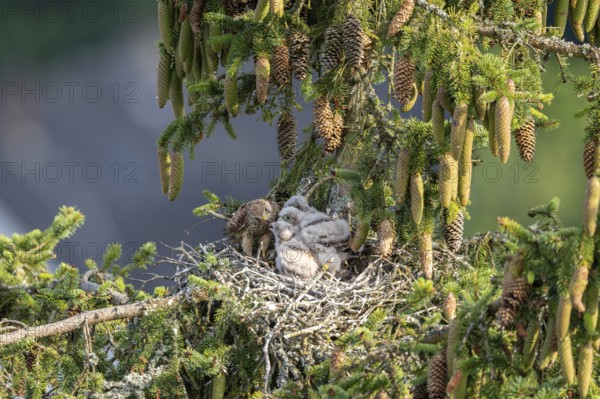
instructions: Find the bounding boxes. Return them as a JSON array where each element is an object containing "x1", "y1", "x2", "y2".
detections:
[
  {"x1": 0, "y1": 294, "x2": 183, "y2": 347},
  {"x1": 416, "y1": 0, "x2": 600, "y2": 62}
]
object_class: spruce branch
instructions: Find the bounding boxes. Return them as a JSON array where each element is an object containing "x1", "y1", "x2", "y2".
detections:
[{"x1": 416, "y1": 0, "x2": 600, "y2": 62}]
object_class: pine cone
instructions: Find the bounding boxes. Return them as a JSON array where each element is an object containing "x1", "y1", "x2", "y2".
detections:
[
  {"x1": 444, "y1": 292, "x2": 457, "y2": 321},
  {"x1": 410, "y1": 171, "x2": 424, "y2": 225},
  {"x1": 395, "y1": 148, "x2": 411, "y2": 204},
  {"x1": 393, "y1": 56, "x2": 415, "y2": 105},
  {"x1": 583, "y1": 138, "x2": 599, "y2": 178},
  {"x1": 189, "y1": 0, "x2": 206, "y2": 33},
  {"x1": 436, "y1": 86, "x2": 454, "y2": 113},
  {"x1": 514, "y1": 118, "x2": 536, "y2": 162},
  {"x1": 157, "y1": 44, "x2": 171, "y2": 109},
  {"x1": 427, "y1": 350, "x2": 448, "y2": 399},
  {"x1": 289, "y1": 30, "x2": 310, "y2": 80},
  {"x1": 254, "y1": 0, "x2": 269, "y2": 22},
  {"x1": 343, "y1": 15, "x2": 366, "y2": 71},
  {"x1": 497, "y1": 277, "x2": 530, "y2": 326},
  {"x1": 377, "y1": 218, "x2": 396, "y2": 257},
  {"x1": 410, "y1": 383, "x2": 430, "y2": 399},
  {"x1": 277, "y1": 113, "x2": 296, "y2": 161},
  {"x1": 314, "y1": 96, "x2": 334, "y2": 146},
  {"x1": 422, "y1": 70, "x2": 434, "y2": 122},
  {"x1": 322, "y1": 26, "x2": 344, "y2": 71},
  {"x1": 169, "y1": 71, "x2": 184, "y2": 119},
  {"x1": 439, "y1": 153, "x2": 458, "y2": 208},
  {"x1": 495, "y1": 96, "x2": 513, "y2": 164},
  {"x1": 419, "y1": 232, "x2": 433, "y2": 279},
  {"x1": 432, "y1": 99, "x2": 445, "y2": 145},
  {"x1": 578, "y1": 342, "x2": 594, "y2": 397},
  {"x1": 584, "y1": 176, "x2": 600, "y2": 237},
  {"x1": 157, "y1": 145, "x2": 171, "y2": 195},
  {"x1": 444, "y1": 210, "x2": 464, "y2": 253},
  {"x1": 350, "y1": 219, "x2": 370, "y2": 252},
  {"x1": 386, "y1": 0, "x2": 415, "y2": 39},
  {"x1": 168, "y1": 150, "x2": 184, "y2": 201},
  {"x1": 325, "y1": 111, "x2": 344, "y2": 152},
  {"x1": 224, "y1": 73, "x2": 239, "y2": 117},
  {"x1": 272, "y1": 44, "x2": 290, "y2": 85},
  {"x1": 458, "y1": 119, "x2": 474, "y2": 207},
  {"x1": 487, "y1": 102, "x2": 499, "y2": 157},
  {"x1": 569, "y1": 266, "x2": 589, "y2": 313},
  {"x1": 558, "y1": 335, "x2": 576, "y2": 384},
  {"x1": 24, "y1": 350, "x2": 36, "y2": 371},
  {"x1": 450, "y1": 102, "x2": 468, "y2": 160},
  {"x1": 255, "y1": 55, "x2": 270, "y2": 104},
  {"x1": 179, "y1": 18, "x2": 194, "y2": 63},
  {"x1": 158, "y1": 0, "x2": 175, "y2": 53}
]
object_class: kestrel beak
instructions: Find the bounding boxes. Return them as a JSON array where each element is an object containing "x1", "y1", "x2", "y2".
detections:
[{"x1": 261, "y1": 211, "x2": 270, "y2": 221}]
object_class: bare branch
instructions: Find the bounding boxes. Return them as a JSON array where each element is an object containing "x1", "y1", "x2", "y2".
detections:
[
  {"x1": 0, "y1": 294, "x2": 183, "y2": 347},
  {"x1": 416, "y1": 0, "x2": 600, "y2": 62}
]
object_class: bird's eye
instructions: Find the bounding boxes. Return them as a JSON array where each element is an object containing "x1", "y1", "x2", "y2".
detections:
[{"x1": 283, "y1": 215, "x2": 290, "y2": 221}]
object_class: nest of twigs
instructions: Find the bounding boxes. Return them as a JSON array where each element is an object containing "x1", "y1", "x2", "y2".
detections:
[{"x1": 159, "y1": 236, "x2": 484, "y2": 391}]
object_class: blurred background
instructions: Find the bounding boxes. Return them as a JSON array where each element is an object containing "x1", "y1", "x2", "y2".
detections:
[{"x1": 0, "y1": 0, "x2": 589, "y2": 270}]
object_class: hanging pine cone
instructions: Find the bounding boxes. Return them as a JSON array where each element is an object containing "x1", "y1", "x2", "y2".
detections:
[
  {"x1": 393, "y1": 56, "x2": 415, "y2": 105},
  {"x1": 410, "y1": 171, "x2": 424, "y2": 225},
  {"x1": 386, "y1": 0, "x2": 415, "y2": 39},
  {"x1": 189, "y1": 0, "x2": 206, "y2": 33},
  {"x1": 583, "y1": 138, "x2": 599, "y2": 178},
  {"x1": 314, "y1": 96, "x2": 335, "y2": 148},
  {"x1": 350, "y1": 218, "x2": 370, "y2": 252},
  {"x1": 422, "y1": 70, "x2": 434, "y2": 122},
  {"x1": 444, "y1": 210, "x2": 464, "y2": 253},
  {"x1": 157, "y1": 44, "x2": 171, "y2": 109},
  {"x1": 410, "y1": 383, "x2": 430, "y2": 399},
  {"x1": 584, "y1": 176, "x2": 600, "y2": 237},
  {"x1": 157, "y1": 145, "x2": 171, "y2": 195},
  {"x1": 343, "y1": 15, "x2": 366, "y2": 70},
  {"x1": 272, "y1": 43, "x2": 290, "y2": 85},
  {"x1": 497, "y1": 277, "x2": 531, "y2": 326},
  {"x1": 444, "y1": 292, "x2": 457, "y2": 322},
  {"x1": 24, "y1": 350, "x2": 36, "y2": 371},
  {"x1": 158, "y1": 0, "x2": 175, "y2": 53},
  {"x1": 419, "y1": 231, "x2": 433, "y2": 279},
  {"x1": 427, "y1": 350, "x2": 448, "y2": 399},
  {"x1": 168, "y1": 149, "x2": 184, "y2": 201},
  {"x1": 289, "y1": 30, "x2": 310, "y2": 80},
  {"x1": 325, "y1": 111, "x2": 344, "y2": 152},
  {"x1": 322, "y1": 26, "x2": 344, "y2": 71},
  {"x1": 224, "y1": 73, "x2": 239, "y2": 117},
  {"x1": 495, "y1": 95, "x2": 513, "y2": 164},
  {"x1": 255, "y1": 55, "x2": 270, "y2": 104},
  {"x1": 277, "y1": 113, "x2": 296, "y2": 161},
  {"x1": 512, "y1": 118, "x2": 536, "y2": 162},
  {"x1": 377, "y1": 218, "x2": 396, "y2": 257}
]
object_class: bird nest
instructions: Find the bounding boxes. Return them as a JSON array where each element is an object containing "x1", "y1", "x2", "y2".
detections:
[{"x1": 160, "y1": 237, "x2": 479, "y2": 390}]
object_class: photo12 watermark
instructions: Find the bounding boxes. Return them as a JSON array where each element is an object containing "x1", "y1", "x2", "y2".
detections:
[
  {"x1": 199, "y1": 162, "x2": 281, "y2": 184},
  {"x1": 1, "y1": 161, "x2": 140, "y2": 184},
  {"x1": 1, "y1": 82, "x2": 139, "y2": 104}
]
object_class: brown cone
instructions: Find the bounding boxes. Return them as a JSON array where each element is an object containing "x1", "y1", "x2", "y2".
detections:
[
  {"x1": 277, "y1": 113, "x2": 296, "y2": 162},
  {"x1": 343, "y1": 15, "x2": 366, "y2": 70},
  {"x1": 326, "y1": 111, "x2": 344, "y2": 152},
  {"x1": 322, "y1": 26, "x2": 344, "y2": 71},
  {"x1": 289, "y1": 30, "x2": 310, "y2": 80},
  {"x1": 497, "y1": 277, "x2": 530, "y2": 326},
  {"x1": 495, "y1": 96, "x2": 512, "y2": 164},
  {"x1": 514, "y1": 118, "x2": 536, "y2": 162},
  {"x1": 419, "y1": 232, "x2": 433, "y2": 279},
  {"x1": 410, "y1": 383, "x2": 430, "y2": 399},
  {"x1": 444, "y1": 210, "x2": 464, "y2": 253},
  {"x1": 386, "y1": 0, "x2": 416, "y2": 39},
  {"x1": 393, "y1": 56, "x2": 415, "y2": 105},
  {"x1": 444, "y1": 292, "x2": 457, "y2": 321},
  {"x1": 272, "y1": 44, "x2": 290, "y2": 86},
  {"x1": 427, "y1": 350, "x2": 448, "y2": 399},
  {"x1": 377, "y1": 218, "x2": 396, "y2": 257},
  {"x1": 583, "y1": 138, "x2": 600, "y2": 178},
  {"x1": 255, "y1": 56, "x2": 270, "y2": 104},
  {"x1": 189, "y1": 0, "x2": 206, "y2": 33}
]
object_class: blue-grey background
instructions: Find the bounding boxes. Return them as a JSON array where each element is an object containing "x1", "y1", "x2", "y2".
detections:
[{"x1": 0, "y1": 0, "x2": 589, "y2": 270}]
